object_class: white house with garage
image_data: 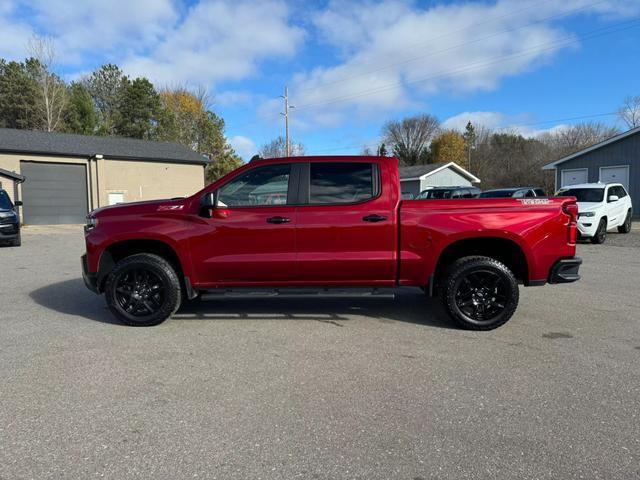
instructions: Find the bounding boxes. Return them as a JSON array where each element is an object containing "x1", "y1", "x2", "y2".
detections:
[{"x1": 399, "y1": 162, "x2": 481, "y2": 198}]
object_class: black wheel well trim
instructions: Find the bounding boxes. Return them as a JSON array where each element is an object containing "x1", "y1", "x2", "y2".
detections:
[
  {"x1": 96, "y1": 239, "x2": 188, "y2": 294},
  {"x1": 432, "y1": 237, "x2": 529, "y2": 290}
]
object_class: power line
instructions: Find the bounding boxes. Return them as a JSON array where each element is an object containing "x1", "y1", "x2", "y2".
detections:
[
  {"x1": 294, "y1": 0, "x2": 608, "y2": 95},
  {"x1": 294, "y1": 19, "x2": 640, "y2": 110},
  {"x1": 226, "y1": 0, "x2": 596, "y2": 132},
  {"x1": 309, "y1": 111, "x2": 620, "y2": 154}
]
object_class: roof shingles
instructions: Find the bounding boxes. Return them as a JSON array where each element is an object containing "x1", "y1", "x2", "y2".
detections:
[
  {"x1": 0, "y1": 128, "x2": 208, "y2": 165},
  {"x1": 399, "y1": 163, "x2": 449, "y2": 179}
]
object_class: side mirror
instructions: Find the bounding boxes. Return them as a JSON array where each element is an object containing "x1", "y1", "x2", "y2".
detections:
[
  {"x1": 14, "y1": 200, "x2": 23, "y2": 207},
  {"x1": 608, "y1": 195, "x2": 619, "y2": 203},
  {"x1": 201, "y1": 192, "x2": 217, "y2": 209}
]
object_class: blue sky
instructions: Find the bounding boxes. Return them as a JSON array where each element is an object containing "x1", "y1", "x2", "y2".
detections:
[{"x1": 1, "y1": 0, "x2": 639, "y2": 159}]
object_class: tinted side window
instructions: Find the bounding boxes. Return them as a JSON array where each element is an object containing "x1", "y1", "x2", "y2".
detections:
[
  {"x1": 218, "y1": 164, "x2": 291, "y2": 207},
  {"x1": 614, "y1": 186, "x2": 627, "y2": 198},
  {"x1": 309, "y1": 163, "x2": 375, "y2": 204},
  {"x1": 0, "y1": 190, "x2": 13, "y2": 210},
  {"x1": 513, "y1": 189, "x2": 527, "y2": 198},
  {"x1": 534, "y1": 189, "x2": 546, "y2": 196}
]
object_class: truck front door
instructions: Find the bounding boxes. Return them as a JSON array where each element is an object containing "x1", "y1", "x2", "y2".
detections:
[{"x1": 190, "y1": 163, "x2": 298, "y2": 286}]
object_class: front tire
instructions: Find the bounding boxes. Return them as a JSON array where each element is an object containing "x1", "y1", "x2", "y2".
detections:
[
  {"x1": 11, "y1": 232, "x2": 21, "y2": 247},
  {"x1": 105, "y1": 253, "x2": 181, "y2": 326},
  {"x1": 441, "y1": 256, "x2": 519, "y2": 330},
  {"x1": 618, "y1": 210, "x2": 632, "y2": 233},
  {"x1": 591, "y1": 218, "x2": 607, "y2": 244}
]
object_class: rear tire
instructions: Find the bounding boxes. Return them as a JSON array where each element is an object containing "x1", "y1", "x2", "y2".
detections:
[
  {"x1": 618, "y1": 210, "x2": 632, "y2": 234},
  {"x1": 591, "y1": 218, "x2": 607, "y2": 244},
  {"x1": 441, "y1": 256, "x2": 519, "y2": 330},
  {"x1": 105, "y1": 253, "x2": 181, "y2": 326}
]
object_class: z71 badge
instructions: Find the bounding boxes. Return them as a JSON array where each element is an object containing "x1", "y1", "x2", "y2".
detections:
[{"x1": 157, "y1": 205, "x2": 184, "y2": 211}]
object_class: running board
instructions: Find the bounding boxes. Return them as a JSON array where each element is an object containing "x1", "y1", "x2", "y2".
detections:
[{"x1": 200, "y1": 288, "x2": 395, "y2": 301}]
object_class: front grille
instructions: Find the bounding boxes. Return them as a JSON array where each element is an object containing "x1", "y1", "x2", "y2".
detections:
[
  {"x1": 0, "y1": 216, "x2": 16, "y2": 225},
  {"x1": 0, "y1": 224, "x2": 18, "y2": 235}
]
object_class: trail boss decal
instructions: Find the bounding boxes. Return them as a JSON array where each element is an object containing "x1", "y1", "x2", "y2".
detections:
[{"x1": 519, "y1": 198, "x2": 551, "y2": 205}]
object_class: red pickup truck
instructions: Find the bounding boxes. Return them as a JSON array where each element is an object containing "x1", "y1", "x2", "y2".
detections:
[{"x1": 82, "y1": 156, "x2": 581, "y2": 330}]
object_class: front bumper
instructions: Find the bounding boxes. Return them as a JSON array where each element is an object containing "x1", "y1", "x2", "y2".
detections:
[
  {"x1": 549, "y1": 257, "x2": 582, "y2": 284},
  {"x1": 577, "y1": 220, "x2": 598, "y2": 237},
  {"x1": 0, "y1": 222, "x2": 19, "y2": 239},
  {"x1": 81, "y1": 254, "x2": 99, "y2": 293}
]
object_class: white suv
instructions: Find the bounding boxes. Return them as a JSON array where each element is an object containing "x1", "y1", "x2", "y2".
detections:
[{"x1": 556, "y1": 183, "x2": 633, "y2": 244}]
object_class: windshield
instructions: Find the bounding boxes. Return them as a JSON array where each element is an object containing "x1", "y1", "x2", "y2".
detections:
[
  {"x1": 557, "y1": 188, "x2": 604, "y2": 203},
  {"x1": 479, "y1": 190, "x2": 515, "y2": 198},
  {"x1": 0, "y1": 190, "x2": 13, "y2": 210}
]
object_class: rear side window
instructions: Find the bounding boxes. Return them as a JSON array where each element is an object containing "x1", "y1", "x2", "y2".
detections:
[
  {"x1": 309, "y1": 163, "x2": 376, "y2": 204},
  {"x1": 534, "y1": 189, "x2": 546, "y2": 196}
]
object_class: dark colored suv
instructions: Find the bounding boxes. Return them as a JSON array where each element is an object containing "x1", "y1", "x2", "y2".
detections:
[
  {"x1": 0, "y1": 189, "x2": 21, "y2": 246},
  {"x1": 414, "y1": 186, "x2": 481, "y2": 200},
  {"x1": 479, "y1": 187, "x2": 546, "y2": 198}
]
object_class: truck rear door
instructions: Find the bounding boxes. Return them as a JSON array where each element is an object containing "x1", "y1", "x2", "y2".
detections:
[{"x1": 294, "y1": 160, "x2": 397, "y2": 285}]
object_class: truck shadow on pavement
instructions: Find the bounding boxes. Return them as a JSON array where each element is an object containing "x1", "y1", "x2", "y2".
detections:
[{"x1": 30, "y1": 278, "x2": 457, "y2": 329}]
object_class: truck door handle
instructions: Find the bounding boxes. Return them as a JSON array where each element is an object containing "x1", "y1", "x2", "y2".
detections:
[
  {"x1": 362, "y1": 214, "x2": 387, "y2": 222},
  {"x1": 266, "y1": 216, "x2": 291, "y2": 224}
]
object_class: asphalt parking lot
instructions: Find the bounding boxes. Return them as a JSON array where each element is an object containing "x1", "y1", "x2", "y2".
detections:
[{"x1": 1, "y1": 226, "x2": 639, "y2": 480}]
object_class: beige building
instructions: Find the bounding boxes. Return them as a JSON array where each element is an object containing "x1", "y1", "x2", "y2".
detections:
[{"x1": 0, "y1": 128, "x2": 208, "y2": 224}]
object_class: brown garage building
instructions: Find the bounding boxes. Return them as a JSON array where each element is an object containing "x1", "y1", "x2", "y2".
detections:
[{"x1": 0, "y1": 128, "x2": 209, "y2": 225}]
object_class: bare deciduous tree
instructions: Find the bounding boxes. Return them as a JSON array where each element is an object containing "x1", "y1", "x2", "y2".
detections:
[
  {"x1": 382, "y1": 114, "x2": 440, "y2": 165},
  {"x1": 540, "y1": 121, "x2": 619, "y2": 157},
  {"x1": 617, "y1": 95, "x2": 640, "y2": 129},
  {"x1": 27, "y1": 35, "x2": 67, "y2": 132},
  {"x1": 259, "y1": 136, "x2": 305, "y2": 158}
]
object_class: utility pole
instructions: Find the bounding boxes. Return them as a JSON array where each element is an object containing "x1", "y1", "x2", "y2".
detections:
[{"x1": 280, "y1": 86, "x2": 294, "y2": 157}]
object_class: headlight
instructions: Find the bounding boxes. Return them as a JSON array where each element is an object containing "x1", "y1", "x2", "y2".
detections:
[
  {"x1": 579, "y1": 212, "x2": 595, "y2": 218},
  {"x1": 84, "y1": 215, "x2": 98, "y2": 232}
]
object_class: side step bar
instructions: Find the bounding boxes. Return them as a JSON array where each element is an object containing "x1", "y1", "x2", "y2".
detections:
[{"x1": 200, "y1": 288, "x2": 395, "y2": 301}]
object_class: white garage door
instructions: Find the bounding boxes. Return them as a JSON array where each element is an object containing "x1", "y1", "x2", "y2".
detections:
[
  {"x1": 561, "y1": 168, "x2": 588, "y2": 187},
  {"x1": 599, "y1": 165, "x2": 629, "y2": 189}
]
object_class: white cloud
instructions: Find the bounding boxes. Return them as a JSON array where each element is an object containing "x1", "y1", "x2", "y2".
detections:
[
  {"x1": 281, "y1": 0, "x2": 639, "y2": 129},
  {"x1": 122, "y1": 1, "x2": 304, "y2": 86},
  {"x1": 4, "y1": 0, "x2": 178, "y2": 65},
  {"x1": 0, "y1": 2, "x2": 33, "y2": 59},
  {"x1": 443, "y1": 110, "x2": 570, "y2": 137},
  {"x1": 0, "y1": 0, "x2": 303, "y2": 88},
  {"x1": 229, "y1": 135, "x2": 256, "y2": 160}
]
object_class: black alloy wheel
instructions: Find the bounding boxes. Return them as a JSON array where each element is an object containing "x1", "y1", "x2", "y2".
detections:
[
  {"x1": 105, "y1": 253, "x2": 181, "y2": 326},
  {"x1": 114, "y1": 268, "x2": 165, "y2": 317},
  {"x1": 441, "y1": 256, "x2": 519, "y2": 330},
  {"x1": 454, "y1": 270, "x2": 509, "y2": 322},
  {"x1": 618, "y1": 210, "x2": 632, "y2": 234},
  {"x1": 591, "y1": 218, "x2": 607, "y2": 244}
]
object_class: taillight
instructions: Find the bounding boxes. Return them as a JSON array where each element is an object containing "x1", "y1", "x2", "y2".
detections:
[
  {"x1": 563, "y1": 202, "x2": 578, "y2": 222},
  {"x1": 563, "y1": 201, "x2": 578, "y2": 244}
]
